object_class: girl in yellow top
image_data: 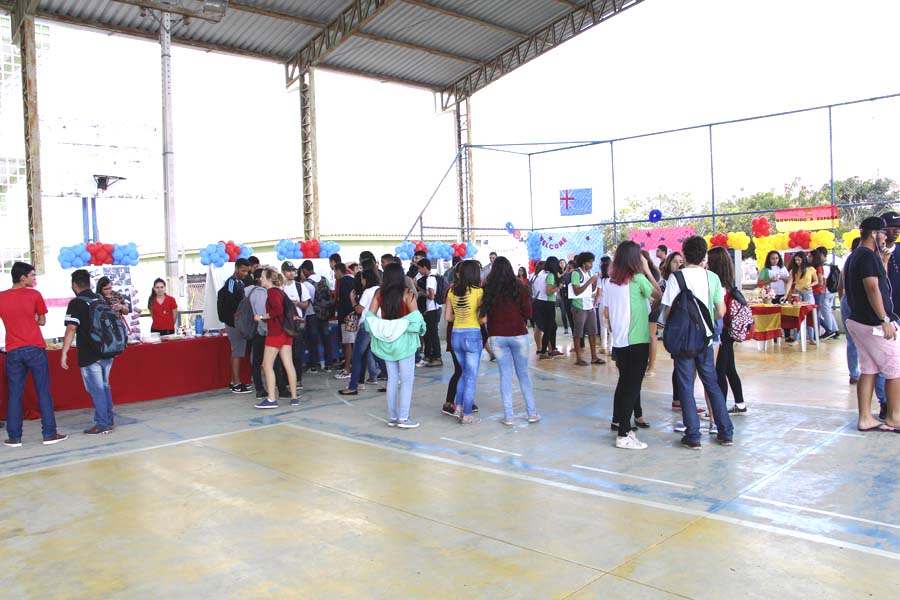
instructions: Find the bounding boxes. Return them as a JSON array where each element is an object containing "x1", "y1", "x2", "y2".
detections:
[
  {"x1": 444, "y1": 260, "x2": 484, "y2": 423},
  {"x1": 785, "y1": 251, "x2": 820, "y2": 343}
]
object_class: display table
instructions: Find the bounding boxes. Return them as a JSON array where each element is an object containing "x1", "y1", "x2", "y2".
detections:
[
  {"x1": 751, "y1": 303, "x2": 819, "y2": 352},
  {"x1": 0, "y1": 336, "x2": 244, "y2": 420}
]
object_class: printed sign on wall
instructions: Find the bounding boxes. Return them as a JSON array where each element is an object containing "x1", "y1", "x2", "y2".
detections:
[{"x1": 628, "y1": 226, "x2": 696, "y2": 253}]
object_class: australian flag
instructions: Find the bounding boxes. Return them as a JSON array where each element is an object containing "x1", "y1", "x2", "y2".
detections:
[{"x1": 560, "y1": 188, "x2": 592, "y2": 216}]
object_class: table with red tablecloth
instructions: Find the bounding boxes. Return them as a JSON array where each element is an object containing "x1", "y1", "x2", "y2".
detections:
[
  {"x1": 0, "y1": 336, "x2": 248, "y2": 420},
  {"x1": 750, "y1": 303, "x2": 819, "y2": 350}
]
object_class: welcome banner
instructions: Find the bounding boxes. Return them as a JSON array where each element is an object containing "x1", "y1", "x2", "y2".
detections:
[
  {"x1": 775, "y1": 206, "x2": 840, "y2": 232},
  {"x1": 537, "y1": 229, "x2": 604, "y2": 260}
]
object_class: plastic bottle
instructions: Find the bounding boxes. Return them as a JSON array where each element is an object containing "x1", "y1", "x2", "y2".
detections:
[{"x1": 195, "y1": 315, "x2": 204, "y2": 335}]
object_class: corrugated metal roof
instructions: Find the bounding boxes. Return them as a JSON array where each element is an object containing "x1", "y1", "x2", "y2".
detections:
[{"x1": 0, "y1": 0, "x2": 645, "y2": 97}]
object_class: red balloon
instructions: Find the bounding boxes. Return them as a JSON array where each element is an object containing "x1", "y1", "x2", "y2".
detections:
[{"x1": 528, "y1": 259, "x2": 538, "y2": 274}]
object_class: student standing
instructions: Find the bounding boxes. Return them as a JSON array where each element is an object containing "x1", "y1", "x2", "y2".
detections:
[
  {"x1": 253, "y1": 268, "x2": 300, "y2": 409},
  {"x1": 340, "y1": 267, "x2": 380, "y2": 396},
  {"x1": 604, "y1": 243, "x2": 661, "y2": 449},
  {"x1": 535, "y1": 257, "x2": 562, "y2": 358},
  {"x1": 660, "y1": 252, "x2": 685, "y2": 410},
  {"x1": 445, "y1": 260, "x2": 484, "y2": 424},
  {"x1": 481, "y1": 257, "x2": 539, "y2": 425},
  {"x1": 784, "y1": 252, "x2": 817, "y2": 343},
  {"x1": 661, "y1": 236, "x2": 735, "y2": 449},
  {"x1": 570, "y1": 252, "x2": 604, "y2": 366},
  {"x1": 221, "y1": 258, "x2": 252, "y2": 393},
  {"x1": 62, "y1": 269, "x2": 116, "y2": 435},
  {"x1": 246, "y1": 269, "x2": 289, "y2": 400},
  {"x1": 300, "y1": 260, "x2": 336, "y2": 372},
  {"x1": 0, "y1": 262, "x2": 67, "y2": 447},
  {"x1": 335, "y1": 262, "x2": 357, "y2": 379},
  {"x1": 281, "y1": 261, "x2": 309, "y2": 391},
  {"x1": 416, "y1": 258, "x2": 443, "y2": 367},
  {"x1": 148, "y1": 277, "x2": 178, "y2": 335},
  {"x1": 707, "y1": 247, "x2": 748, "y2": 415},
  {"x1": 367, "y1": 263, "x2": 424, "y2": 428}
]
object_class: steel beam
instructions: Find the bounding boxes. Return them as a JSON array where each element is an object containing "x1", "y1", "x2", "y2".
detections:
[
  {"x1": 112, "y1": 0, "x2": 225, "y2": 24},
  {"x1": 287, "y1": 0, "x2": 396, "y2": 87},
  {"x1": 401, "y1": 0, "x2": 528, "y2": 40},
  {"x1": 299, "y1": 69, "x2": 319, "y2": 240},
  {"x1": 439, "y1": 0, "x2": 645, "y2": 110},
  {"x1": 228, "y1": 1, "x2": 326, "y2": 29},
  {"x1": 454, "y1": 98, "x2": 474, "y2": 240},
  {"x1": 316, "y1": 64, "x2": 441, "y2": 91},
  {"x1": 17, "y1": 14, "x2": 43, "y2": 273}
]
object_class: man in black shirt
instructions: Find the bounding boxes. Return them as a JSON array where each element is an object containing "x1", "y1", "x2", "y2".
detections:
[
  {"x1": 61, "y1": 269, "x2": 115, "y2": 435},
  {"x1": 844, "y1": 216, "x2": 900, "y2": 432},
  {"x1": 335, "y1": 262, "x2": 356, "y2": 378},
  {"x1": 223, "y1": 258, "x2": 252, "y2": 393}
]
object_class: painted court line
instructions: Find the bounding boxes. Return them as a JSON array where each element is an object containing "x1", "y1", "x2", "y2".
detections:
[
  {"x1": 284, "y1": 423, "x2": 900, "y2": 563},
  {"x1": 793, "y1": 427, "x2": 864, "y2": 438},
  {"x1": 439, "y1": 437, "x2": 523, "y2": 457},
  {"x1": 742, "y1": 496, "x2": 900, "y2": 531},
  {"x1": 571, "y1": 464, "x2": 694, "y2": 490}
]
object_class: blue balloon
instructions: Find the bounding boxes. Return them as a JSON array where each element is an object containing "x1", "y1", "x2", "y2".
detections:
[
  {"x1": 505, "y1": 222, "x2": 515, "y2": 234},
  {"x1": 201, "y1": 256, "x2": 211, "y2": 266},
  {"x1": 649, "y1": 209, "x2": 662, "y2": 223}
]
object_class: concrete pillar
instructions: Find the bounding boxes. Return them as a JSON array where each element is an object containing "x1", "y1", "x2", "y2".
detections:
[
  {"x1": 299, "y1": 68, "x2": 319, "y2": 240},
  {"x1": 19, "y1": 14, "x2": 43, "y2": 273}
]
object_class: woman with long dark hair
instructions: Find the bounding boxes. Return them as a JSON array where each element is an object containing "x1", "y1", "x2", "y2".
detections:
[
  {"x1": 339, "y1": 267, "x2": 380, "y2": 396},
  {"x1": 96, "y1": 276, "x2": 129, "y2": 316},
  {"x1": 534, "y1": 256, "x2": 562, "y2": 358},
  {"x1": 604, "y1": 241, "x2": 661, "y2": 449},
  {"x1": 785, "y1": 251, "x2": 817, "y2": 343},
  {"x1": 481, "y1": 256, "x2": 540, "y2": 425},
  {"x1": 445, "y1": 260, "x2": 484, "y2": 424},
  {"x1": 660, "y1": 251, "x2": 685, "y2": 410},
  {"x1": 517, "y1": 266, "x2": 529, "y2": 284},
  {"x1": 641, "y1": 250, "x2": 663, "y2": 376},
  {"x1": 148, "y1": 277, "x2": 178, "y2": 335},
  {"x1": 707, "y1": 247, "x2": 747, "y2": 415},
  {"x1": 367, "y1": 263, "x2": 423, "y2": 428}
]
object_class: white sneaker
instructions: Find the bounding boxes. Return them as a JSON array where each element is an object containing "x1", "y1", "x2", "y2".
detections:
[
  {"x1": 615, "y1": 432, "x2": 648, "y2": 449},
  {"x1": 415, "y1": 360, "x2": 428, "y2": 368}
]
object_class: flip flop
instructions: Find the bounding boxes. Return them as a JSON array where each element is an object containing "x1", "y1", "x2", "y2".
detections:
[
  {"x1": 592, "y1": 358, "x2": 607, "y2": 365},
  {"x1": 575, "y1": 359, "x2": 589, "y2": 366},
  {"x1": 858, "y1": 424, "x2": 898, "y2": 433}
]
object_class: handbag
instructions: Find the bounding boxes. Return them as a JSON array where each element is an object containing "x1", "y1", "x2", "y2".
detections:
[{"x1": 344, "y1": 312, "x2": 360, "y2": 332}]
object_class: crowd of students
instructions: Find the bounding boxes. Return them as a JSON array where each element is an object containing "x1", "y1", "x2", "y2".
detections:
[{"x1": 2, "y1": 216, "x2": 899, "y2": 448}]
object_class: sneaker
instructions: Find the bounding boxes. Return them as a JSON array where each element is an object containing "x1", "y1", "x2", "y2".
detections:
[
  {"x1": 527, "y1": 414, "x2": 541, "y2": 423},
  {"x1": 616, "y1": 433, "x2": 648, "y2": 450},
  {"x1": 229, "y1": 383, "x2": 246, "y2": 393},
  {"x1": 397, "y1": 419, "x2": 420, "y2": 429},
  {"x1": 680, "y1": 436, "x2": 701, "y2": 450},
  {"x1": 822, "y1": 331, "x2": 838, "y2": 340},
  {"x1": 297, "y1": 383, "x2": 304, "y2": 390},
  {"x1": 83, "y1": 425, "x2": 112, "y2": 435},
  {"x1": 387, "y1": 418, "x2": 399, "y2": 427},
  {"x1": 550, "y1": 349, "x2": 564, "y2": 357},
  {"x1": 308, "y1": 366, "x2": 319, "y2": 373},
  {"x1": 4, "y1": 438, "x2": 22, "y2": 448},
  {"x1": 290, "y1": 398, "x2": 301, "y2": 407},
  {"x1": 415, "y1": 360, "x2": 428, "y2": 367},
  {"x1": 42, "y1": 433, "x2": 68, "y2": 445},
  {"x1": 673, "y1": 422, "x2": 687, "y2": 433},
  {"x1": 322, "y1": 364, "x2": 333, "y2": 372},
  {"x1": 707, "y1": 423, "x2": 718, "y2": 435},
  {"x1": 442, "y1": 403, "x2": 457, "y2": 417},
  {"x1": 254, "y1": 399, "x2": 279, "y2": 409},
  {"x1": 240, "y1": 383, "x2": 253, "y2": 393},
  {"x1": 334, "y1": 371, "x2": 351, "y2": 380},
  {"x1": 728, "y1": 404, "x2": 749, "y2": 415},
  {"x1": 879, "y1": 404, "x2": 887, "y2": 421},
  {"x1": 472, "y1": 404, "x2": 479, "y2": 413},
  {"x1": 717, "y1": 436, "x2": 734, "y2": 446},
  {"x1": 501, "y1": 416, "x2": 514, "y2": 426},
  {"x1": 365, "y1": 377, "x2": 377, "y2": 385}
]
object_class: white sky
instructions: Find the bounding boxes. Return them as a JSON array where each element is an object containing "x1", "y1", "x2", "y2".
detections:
[{"x1": 3, "y1": 0, "x2": 900, "y2": 252}]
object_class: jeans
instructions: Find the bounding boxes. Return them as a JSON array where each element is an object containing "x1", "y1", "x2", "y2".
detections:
[
  {"x1": 612, "y1": 344, "x2": 649, "y2": 436},
  {"x1": 81, "y1": 358, "x2": 114, "y2": 427},
  {"x1": 423, "y1": 309, "x2": 442, "y2": 361},
  {"x1": 537, "y1": 299, "x2": 557, "y2": 353},
  {"x1": 348, "y1": 327, "x2": 371, "y2": 391},
  {"x1": 492, "y1": 335, "x2": 537, "y2": 418},
  {"x1": 385, "y1": 354, "x2": 415, "y2": 421},
  {"x1": 559, "y1": 296, "x2": 571, "y2": 331},
  {"x1": 818, "y1": 291, "x2": 838, "y2": 333},
  {"x1": 840, "y1": 296, "x2": 886, "y2": 403},
  {"x1": 305, "y1": 314, "x2": 335, "y2": 367},
  {"x1": 674, "y1": 346, "x2": 735, "y2": 443},
  {"x1": 451, "y1": 328, "x2": 483, "y2": 415},
  {"x1": 716, "y1": 337, "x2": 744, "y2": 405},
  {"x1": 251, "y1": 335, "x2": 287, "y2": 394},
  {"x1": 4, "y1": 346, "x2": 58, "y2": 440}
]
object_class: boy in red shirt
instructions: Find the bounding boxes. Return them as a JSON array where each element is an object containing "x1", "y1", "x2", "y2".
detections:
[{"x1": 0, "y1": 262, "x2": 67, "y2": 447}]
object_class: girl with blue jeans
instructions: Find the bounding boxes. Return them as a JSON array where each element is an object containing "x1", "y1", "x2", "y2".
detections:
[
  {"x1": 445, "y1": 260, "x2": 485, "y2": 424},
  {"x1": 481, "y1": 256, "x2": 540, "y2": 425},
  {"x1": 786, "y1": 252, "x2": 818, "y2": 342}
]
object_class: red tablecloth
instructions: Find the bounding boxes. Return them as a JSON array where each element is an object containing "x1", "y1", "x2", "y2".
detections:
[
  {"x1": 0, "y1": 336, "x2": 249, "y2": 420},
  {"x1": 749, "y1": 303, "x2": 817, "y2": 342},
  {"x1": 779, "y1": 303, "x2": 817, "y2": 331}
]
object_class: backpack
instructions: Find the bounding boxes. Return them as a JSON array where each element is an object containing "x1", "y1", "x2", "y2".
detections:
[
  {"x1": 216, "y1": 278, "x2": 241, "y2": 327},
  {"x1": 726, "y1": 287, "x2": 754, "y2": 343},
  {"x1": 433, "y1": 274, "x2": 449, "y2": 305},
  {"x1": 662, "y1": 270, "x2": 715, "y2": 359},
  {"x1": 83, "y1": 296, "x2": 128, "y2": 358},
  {"x1": 235, "y1": 288, "x2": 262, "y2": 340},
  {"x1": 312, "y1": 277, "x2": 335, "y2": 320},
  {"x1": 825, "y1": 264, "x2": 840, "y2": 294},
  {"x1": 281, "y1": 290, "x2": 304, "y2": 337}
]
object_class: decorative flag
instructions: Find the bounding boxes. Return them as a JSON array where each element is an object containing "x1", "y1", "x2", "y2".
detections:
[
  {"x1": 774, "y1": 206, "x2": 840, "y2": 232},
  {"x1": 559, "y1": 188, "x2": 592, "y2": 216}
]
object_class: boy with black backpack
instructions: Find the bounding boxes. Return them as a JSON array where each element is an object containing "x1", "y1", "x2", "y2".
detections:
[
  {"x1": 217, "y1": 258, "x2": 252, "y2": 393},
  {"x1": 300, "y1": 260, "x2": 337, "y2": 372},
  {"x1": 62, "y1": 269, "x2": 127, "y2": 435},
  {"x1": 661, "y1": 236, "x2": 735, "y2": 449}
]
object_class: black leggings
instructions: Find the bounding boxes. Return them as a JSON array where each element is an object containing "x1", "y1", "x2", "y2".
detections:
[
  {"x1": 538, "y1": 299, "x2": 558, "y2": 353},
  {"x1": 716, "y1": 336, "x2": 744, "y2": 405},
  {"x1": 612, "y1": 344, "x2": 650, "y2": 436}
]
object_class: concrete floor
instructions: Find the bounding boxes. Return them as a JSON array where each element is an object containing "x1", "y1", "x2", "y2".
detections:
[{"x1": 1, "y1": 337, "x2": 898, "y2": 599}]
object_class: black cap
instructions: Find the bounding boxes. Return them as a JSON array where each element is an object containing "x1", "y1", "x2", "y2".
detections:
[
  {"x1": 881, "y1": 212, "x2": 900, "y2": 228},
  {"x1": 300, "y1": 260, "x2": 314, "y2": 271},
  {"x1": 281, "y1": 261, "x2": 296, "y2": 272},
  {"x1": 860, "y1": 216, "x2": 886, "y2": 231}
]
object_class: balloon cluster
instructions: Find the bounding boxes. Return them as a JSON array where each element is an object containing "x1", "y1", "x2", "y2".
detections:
[
  {"x1": 274, "y1": 239, "x2": 340, "y2": 260},
  {"x1": 426, "y1": 241, "x2": 454, "y2": 261},
  {"x1": 709, "y1": 233, "x2": 730, "y2": 248},
  {"x1": 843, "y1": 229, "x2": 860, "y2": 250},
  {"x1": 395, "y1": 240, "x2": 477, "y2": 261},
  {"x1": 810, "y1": 230, "x2": 835, "y2": 250},
  {"x1": 395, "y1": 241, "x2": 416, "y2": 260},
  {"x1": 57, "y1": 242, "x2": 140, "y2": 269},
  {"x1": 526, "y1": 232, "x2": 542, "y2": 261},
  {"x1": 726, "y1": 231, "x2": 751, "y2": 251},
  {"x1": 753, "y1": 233, "x2": 791, "y2": 269},
  {"x1": 318, "y1": 240, "x2": 340, "y2": 259},
  {"x1": 788, "y1": 230, "x2": 812, "y2": 249},
  {"x1": 276, "y1": 239, "x2": 303, "y2": 260},
  {"x1": 528, "y1": 259, "x2": 538, "y2": 274},
  {"x1": 505, "y1": 222, "x2": 523, "y2": 240},
  {"x1": 751, "y1": 217, "x2": 771, "y2": 237},
  {"x1": 200, "y1": 240, "x2": 253, "y2": 267}
]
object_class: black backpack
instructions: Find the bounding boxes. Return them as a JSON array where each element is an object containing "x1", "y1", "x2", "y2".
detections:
[
  {"x1": 83, "y1": 296, "x2": 128, "y2": 358},
  {"x1": 825, "y1": 264, "x2": 840, "y2": 294},
  {"x1": 216, "y1": 278, "x2": 242, "y2": 327},
  {"x1": 434, "y1": 274, "x2": 449, "y2": 305},
  {"x1": 663, "y1": 270, "x2": 715, "y2": 359},
  {"x1": 281, "y1": 289, "x2": 304, "y2": 337}
]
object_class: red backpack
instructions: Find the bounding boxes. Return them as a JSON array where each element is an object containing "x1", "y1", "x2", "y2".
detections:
[{"x1": 726, "y1": 287, "x2": 754, "y2": 342}]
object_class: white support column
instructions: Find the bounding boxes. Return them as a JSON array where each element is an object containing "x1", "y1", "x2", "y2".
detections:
[{"x1": 160, "y1": 10, "x2": 180, "y2": 295}]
